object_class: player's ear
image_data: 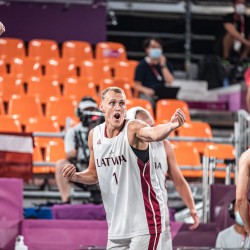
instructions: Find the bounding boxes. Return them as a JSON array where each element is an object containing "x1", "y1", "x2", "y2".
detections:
[{"x1": 100, "y1": 102, "x2": 105, "y2": 113}]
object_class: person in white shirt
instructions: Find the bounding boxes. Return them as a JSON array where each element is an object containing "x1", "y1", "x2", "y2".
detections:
[
  {"x1": 62, "y1": 87, "x2": 186, "y2": 249},
  {"x1": 126, "y1": 106, "x2": 200, "y2": 250},
  {"x1": 216, "y1": 199, "x2": 250, "y2": 249}
]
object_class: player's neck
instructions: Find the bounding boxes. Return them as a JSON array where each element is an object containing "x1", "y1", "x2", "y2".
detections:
[{"x1": 105, "y1": 121, "x2": 126, "y2": 138}]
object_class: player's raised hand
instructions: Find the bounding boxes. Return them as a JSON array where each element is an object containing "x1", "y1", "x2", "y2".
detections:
[
  {"x1": 170, "y1": 108, "x2": 186, "y2": 130},
  {"x1": 62, "y1": 163, "x2": 76, "y2": 181}
]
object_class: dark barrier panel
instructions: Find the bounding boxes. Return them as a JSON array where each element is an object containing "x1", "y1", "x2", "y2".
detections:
[{"x1": 0, "y1": 0, "x2": 106, "y2": 44}]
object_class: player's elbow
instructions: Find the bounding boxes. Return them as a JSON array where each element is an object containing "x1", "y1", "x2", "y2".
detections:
[{"x1": 236, "y1": 193, "x2": 247, "y2": 208}]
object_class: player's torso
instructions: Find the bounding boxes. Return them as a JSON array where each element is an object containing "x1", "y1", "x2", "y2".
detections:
[{"x1": 93, "y1": 121, "x2": 165, "y2": 239}]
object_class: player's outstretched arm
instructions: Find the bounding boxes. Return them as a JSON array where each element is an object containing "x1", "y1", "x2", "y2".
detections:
[
  {"x1": 236, "y1": 149, "x2": 250, "y2": 234},
  {"x1": 137, "y1": 108, "x2": 186, "y2": 142},
  {"x1": 164, "y1": 140, "x2": 199, "y2": 230},
  {"x1": 62, "y1": 129, "x2": 98, "y2": 185}
]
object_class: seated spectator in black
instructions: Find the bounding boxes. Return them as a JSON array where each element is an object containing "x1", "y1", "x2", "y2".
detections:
[
  {"x1": 215, "y1": 199, "x2": 250, "y2": 249},
  {"x1": 134, "y1": 37, "x2": 174, "y2": 105},
  {"x1": 223, "y1": 0, "x2": 250, "y2": 62}
]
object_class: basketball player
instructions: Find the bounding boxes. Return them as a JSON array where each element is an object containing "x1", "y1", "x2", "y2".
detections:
[
  {"x1": 236, "y1": 148, "x2": 250, "y2": 235},
  {"x1": 126, "y1": 107, "x2": 199, "y2": 249},
  {"x1": 63, "y1": 87, "x2": 186, "y2": 249}
]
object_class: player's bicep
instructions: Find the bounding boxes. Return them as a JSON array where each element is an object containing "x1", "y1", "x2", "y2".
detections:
[{"x1": 137, "y1": 126, "x2": 155, "y2": 142}]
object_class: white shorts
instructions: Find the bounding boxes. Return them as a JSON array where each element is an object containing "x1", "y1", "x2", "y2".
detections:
[
  {"x1": 162, "y1": 222, "x2": 173, "y2": 250},
  {"x1": 107, "y1": 233, "x2": 163, "y2": 250}
]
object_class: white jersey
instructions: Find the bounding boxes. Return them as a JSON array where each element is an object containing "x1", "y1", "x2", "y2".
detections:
[
  {"x1": 151, "y1": 141, "x2": 169, "y2": 222},
  {"x1": 93, "y1": 121, "x2": 165, "y2": 240}
]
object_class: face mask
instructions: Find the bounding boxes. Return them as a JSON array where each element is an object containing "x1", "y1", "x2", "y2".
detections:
[
  {"x1": 235, "y1": 4, "x2": 246, "y2": 15},
  {"x1": 149, "y1": 48, "x2": 162, "y2": 59},
  {"x1": 235, "y1": 211, "x2": 245, "y2": 226}
]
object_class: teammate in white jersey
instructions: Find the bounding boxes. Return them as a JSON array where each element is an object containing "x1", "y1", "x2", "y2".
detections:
[
  {"x1": 126, "y1": 107, "x2": 200, "y2": 249},
  {"x1": 62, "y1": 87, "x2": 186, "y2": 249}
]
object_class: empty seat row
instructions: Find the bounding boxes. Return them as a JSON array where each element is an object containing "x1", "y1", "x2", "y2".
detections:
[
  {"x1": 0, "y1": 38, "x2": 127, "y2": 66},
  {"x1": 0, "y1": 57, "x2": 138, "y2": 87}
]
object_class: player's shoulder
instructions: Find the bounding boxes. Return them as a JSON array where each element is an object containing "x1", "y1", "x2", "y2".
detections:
[{"x1": 240, "y1": 148, "x2": 250, "y2": 162}]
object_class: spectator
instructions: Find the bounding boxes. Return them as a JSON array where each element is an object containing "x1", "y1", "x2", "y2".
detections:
[
  {"x1": 215, "y1": 199, "x2": 250, "y2": 248},
  {"x1": 55, "y1": 96, "x2": 103, "y2": 203},
  {"x1": 134, "y1": 37, "x2": 174, "y2": 106},
  {"x1": 222, "y1": 0, "x2": 250, "y2": 61},
  {"x1": 0, "y1": 22, "x2": 5, "y2": 35}
]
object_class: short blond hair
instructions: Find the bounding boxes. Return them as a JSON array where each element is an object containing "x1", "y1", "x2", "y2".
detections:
[{"x1": 101, "y1": 87, "x2": 126, "y2": 101}]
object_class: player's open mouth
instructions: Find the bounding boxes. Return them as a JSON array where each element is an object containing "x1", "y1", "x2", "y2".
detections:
[{"x1": 114, "y1": 113, "x2": 121, "y2": 120}]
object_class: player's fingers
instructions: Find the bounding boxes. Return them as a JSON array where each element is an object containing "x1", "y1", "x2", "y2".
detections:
[
  {"x1": 189, "y1": 216, "x2": 200, "y2": 230},
  {"x1": 62, "y1": 164, "x2": 75, "y2": 177}
]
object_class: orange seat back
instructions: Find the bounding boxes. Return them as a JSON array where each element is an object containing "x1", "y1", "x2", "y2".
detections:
[
  {"x1": 156, "y1": 99, "x2": 191, "y2": 122},
  {"x1": 126, "y1": 98, "x2": 154, "y2": 118},
  {"x1": 45, "y1": 58, "x2": 77, "y2": 83},
  {"x1": 0, "y1": 115, "x2": 22, "y2": 132},
  {"x1": 0, "y1": 38, "x2": 25, "y2": 63},
  {"x1": 8, "y1": 95, "x2": 43, "y2": 125},
  {"x1": 62, "y1": 40, "x2": 93, "y2": 66},
  {"x1": 172, "y1": 143, "x2": 202, "y2": 178},
  {"x1": 96, "y1": 42, "x2": 127, "y2": 66},
  {"x1": 10, "y1": 57, "x2": 42, "y2": 83},
  {"x1": 28, "y1": 39, "x2": 59, "y2": 64},
  {"x1": 0, "y1": 76, "x2": 24, "y2": 102},
  {"x1": 178, "y1": 121, "x2": 213, "y2": 155}
]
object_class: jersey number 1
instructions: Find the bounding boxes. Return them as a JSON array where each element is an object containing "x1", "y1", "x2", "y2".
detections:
[{"x1": 113, "y1": 172, "x2": 118, "y2": 184}]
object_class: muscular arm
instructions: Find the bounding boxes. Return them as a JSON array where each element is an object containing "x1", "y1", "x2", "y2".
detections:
[
  {"x1": 164, "y1": 140, "x2": 199, "y2": 230},
  {"x1": 62, "y1": 129, "x2": 98, "y2": 185},
  {"x1": 236, "y1": 149, "x2": 250, "y2": 233},
  {"x1": 135, "y1": 108, "x2": 185, "y2": 142},
  {"x1": 224, "y1": 22, "x2": 250, "y2": 46}
]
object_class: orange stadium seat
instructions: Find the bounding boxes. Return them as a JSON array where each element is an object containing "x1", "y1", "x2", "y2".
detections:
[
  {"x1": 62, "y1": 40, "x2": 93, "y2": 66},
  {"x1": 8, "y1": 95, "x2": 43, "y2": 126},
  {"x1": 45, "y1": 140, "x2": 65, "y2": 173},
  {"x1": 46, "y1": 96, "x2": 77, "y2": 127},
  {"x1": 95, "y1": 42, "x2": 127, "y2": 67},
  {"x1": 203, "y1": 143, "x2": 235, "y2": 179},
  {"x1": 0, "y1": 59, "x2": 7, "y2": 75},
  {"x1": 26, "y1": 76, "x2": 61, "y2": 103},
  {"x1": 114, "y1": 60, "x2": 138, "y2": 84},
  {"x1": 177, "y1": 121, "x2": 213, "y2": 155},
  {"x1": 99, "y1": 78, "x2": 133, "y2": 99},
  {"x1": 0, "y1": 115, "x2": 22, "y2": 132},
  {"x1": 0, "y1": 38, "x2": 25, "y2": 63},
  {"x1": 126, "y1": 98, "x2": 154, "y2": 118},
  {"x1": 25, "y1": 116, "x2": 61, "y2": 148},
  {"x1": 0, "y1": 76, "x2": 24, "y2": 102},
  {"x1": 171, "y1": 143, "x2": 202, "y2": 178},
  {"x1": 28, "y1": 39, "x2": 59, "y2": 64},
  {"x1": 63, "y1": 77, "x2": 99, "y2": 102},
  {"x1": 45, "y1": 58, "x2": 77, "y2": 83},
  {"x1": 80, "y1": 59, "x2": 112, "y2": 86},
  {"x1": 0, "y1": 98, "x2": 4, "y2": 114},
  {"x1": 32, "y1": 145, "x2": 52, "y2": 175},
  {"x1": 9, "y1": 57, "x2": 42, "y2": 83},
  {"x1": 156, "y1": 99, "x2": 191, "y2": 123}
]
